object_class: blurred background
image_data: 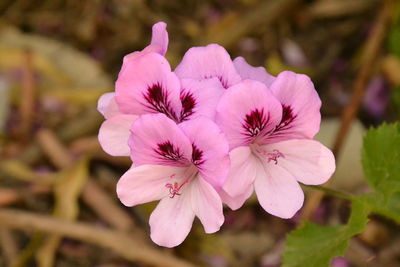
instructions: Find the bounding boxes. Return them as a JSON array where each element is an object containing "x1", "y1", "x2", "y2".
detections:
[{"x1": 0, "y1": 0, "x2": 399, "y2": 266}]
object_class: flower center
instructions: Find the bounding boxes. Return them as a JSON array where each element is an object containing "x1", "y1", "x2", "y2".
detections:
[
  {"x1": 164, "y1": 165, "x2": 197, "y2": 198},
  {"x1": 251, "y1": 144, "x2": 285, "y2": 165},
  {"x1": 165, "y1": 179, "x2": 189, "y2": 198}
]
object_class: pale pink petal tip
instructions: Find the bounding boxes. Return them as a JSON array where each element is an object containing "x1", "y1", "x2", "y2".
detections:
[
  {"x1": 233, "y1": 56, "x2": 275, "y2": 87},
  {"x1": 191, "y1": 177, "x2": 224, "y2": 233},
  {"x1": 266, "y1": 139, "x2": 335, "y2": 185},
  {"x1": 150, "y1": 21, "x2": 168, "y2": 56},
  {"x1": 97, "y1": 92, "x2": 119, "y2": 119},
  {"x1": 174, "y1": 44, "x2": 241, "y2": 88},
  {"x1": 255, "y1": 165, "x2": 304, "y2": 219},
  {"x1": 149, "y1": 191, "x2": 195, "y2": 247},
  {"x1": 98, "y1": 114, "x2": 138, "y2": 157}
]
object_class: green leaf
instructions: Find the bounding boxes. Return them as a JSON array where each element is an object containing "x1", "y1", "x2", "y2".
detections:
[
  {"x1": 361, "y1": 123, "x2": 400, "y2": 197},
  {"x1": 361, "y1": 192, "x2": 400, "y2": 225},
  {"x1": 282, "y1": 199, "x2": 369, "y2": 267}
]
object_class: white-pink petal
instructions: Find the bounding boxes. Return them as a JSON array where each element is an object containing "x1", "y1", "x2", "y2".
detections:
[
  {"x1": 263, "y1": 139, "x2": 335, "y2": 185},
  {"x1": 219, "y1": 185, "x2": 253, "y2": 210},
  {"x1": 97, "y1": 92, "x2": 120, "y2": 119},
  {"x1": 223, "y1": 146, "x2": 262, "y2": 197},
  {"x1": 98, "y1": 114, "x2": 138, "y2": 156},
  {"x1": 116, "y1": 164, "x2": 184, "y2": 206},
  {"x1": 174, "y1": 44, "x2": 241, "y2": 88},
  {"x1": 233, "y1": 56, "x2": 275, "y2": 87},
  {"x1": 190, "y1": 177, "x2": 224, "y2": 233},
  {"x1": 254, "y1": 164, "x2": 304, "y2": 219},
  {"x1": 149, "y1": 190, "x2": 195, "y2": 247}
]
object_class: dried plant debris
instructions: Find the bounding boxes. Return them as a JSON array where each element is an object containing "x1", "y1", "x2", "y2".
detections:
[{"x1": 0, "y1": 0, "x2": 399, "y2": 266}]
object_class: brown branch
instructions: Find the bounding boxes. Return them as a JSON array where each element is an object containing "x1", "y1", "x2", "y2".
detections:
[
  {"x1": 0, "y1": 228, "x2": 18, "y2": 265},
  {"x1": 0, "y1": 208, "x2": 193, "y2": 267},
  {"x1": 0, "y1": 185, "x2": 51, "y2": 207},
  {"x1": 36, "y1": 128, "x2": 139, "y2": 233},
  {"x1": 18, "y1": 50, "x2": 36, "y2": 140},
  {"x1": 332, "y1": 0, "x2": 393, "y2": 157},
  {"x1": 301, "y1": 0, "x2": 393, "y2": 221}
]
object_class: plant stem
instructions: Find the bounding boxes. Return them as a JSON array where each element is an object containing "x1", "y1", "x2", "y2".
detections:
[{"x1": 304, "y1": 185, "x2": 355, "y2": 201}]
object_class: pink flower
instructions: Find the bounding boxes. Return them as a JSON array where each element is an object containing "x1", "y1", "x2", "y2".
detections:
[
  {"x1": 98, "y1": 23, "x2": 224, "y2": 157},
  {"x1": 116, "y1": 113, "x2": 229, "y2": 247},
  {"x1": 216, "y1": 73, "x2": 335, "y2": 218}
]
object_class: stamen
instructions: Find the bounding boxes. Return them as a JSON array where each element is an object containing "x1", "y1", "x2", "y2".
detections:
[
  {"x1": 258, "y1": 149, "x2": 285, "y2": 164},
  {"x1": 165, "y1": 178, "x2": 190, "y2": 198}
]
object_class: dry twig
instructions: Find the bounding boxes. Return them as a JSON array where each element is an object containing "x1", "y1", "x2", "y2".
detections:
[
  {"x1": 18, "y1": 50, "x2": 36, "y2": 139},
  {"x1": 301, "y1": 0, "x2": 393, "y2": 220},
  {"x1": 0, "y1": 208, "x2": 193, "y2": 267}
]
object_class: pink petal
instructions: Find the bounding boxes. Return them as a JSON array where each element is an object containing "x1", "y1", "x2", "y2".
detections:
[
  {"x1": 174, "y1": 44, "x2": 241, "y2": 89},
  {"x1": 98, "y1": 114, "x2": 138, "y2": 156},
  {"x1": 216, "y1": 79, "x2": 282, "y2": 148},
  {"x1": 117, "y1": 164, "x2": 185, "y2": 206},
  {"x1": 222, "y1": 146, "x2": 262, "y2": 197},
  {"x1": 254, "y1": 164, "x2": 304, "y2": 219},
  {"x1": 219, "y1": 185, "x2": 253, "y2": 210},
  {"x1": 97, "y1": 92, "x2": 120, "y2": 119},
  {"x1": 180, "y1": 78, "x2": 224, "y2": 121},
  {"x1": 190, "y1": 176, "x2": 224, "y2": 233},
  {"x1": 233, "y1": 57, "x2": 275, "y2": 87},
  {"x1": 123, "y1": 22, "x2": 168, "y2": 63},
  {"x1": 179, "y1": 117, "x2": 230, "y2": 188},
  {"x1": 129, "y1": 113, "x2": 192, "y2": 166},
  {"x1": 263, "y1": 140, "x2": 335, "y2": 185},
  {"x1": 150, "y1": 190, "x2": 195, "y2": 247},
  {"x1": 116, "y1": 52, "x2": 182, "y2": 121},
  {"x1": 266, "y1": 71, "x2": 321, "y2": 143},
  {"x1": 147, "y1": 21, "x2": 168, "y2": 56}
]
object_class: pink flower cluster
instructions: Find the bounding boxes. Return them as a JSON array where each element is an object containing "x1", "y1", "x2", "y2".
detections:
[{"x1": 98, "y1": 22, "x2": 336, "y2": 247}]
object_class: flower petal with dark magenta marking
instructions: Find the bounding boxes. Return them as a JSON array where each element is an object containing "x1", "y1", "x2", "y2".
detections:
[
  {"x1": 129, "y1": 114, "x2": 192, "y2": 167},
  {"x1": 242, "y1": 109, "x2": 270, "y2": 138},
  {"x1": 179, "y1": 78, "x2": 224, "y2": 122},
  {"x1": 191, "y1": 144, "x2": 205, "y2": 166},
  {"x1": 143, "y1": 82, "x2": 178, "y2": 121},
  {"x1": 180, "y1": 90, "x2": 196, "y2": 121},
  {"x1": 216, "y1": 80, "x2": 282, "y2": 149},
  {"x1": 155, "y1": 141, "x2": 184, "y2": 162},
  {"x1": 179, "y1": 117, "x2": 230, "y2": 189},
  {"x1": 115, "y1": 53, "x2": 182, "y2": 119},
  {"x1": 264, "y1": 71, "x2": 321, "y2": 144}
]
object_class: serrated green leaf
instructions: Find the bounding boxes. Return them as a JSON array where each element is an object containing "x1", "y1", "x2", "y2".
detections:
[
  {"x1": 361, "y1": 123, "x2": 400, "y2": 197},
  {"x1": 361, "y1": 192, "x2": 400, "y2": 225},
  {"x1": 282, "y1": 200, "x2": 369, "y2": 267}
]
